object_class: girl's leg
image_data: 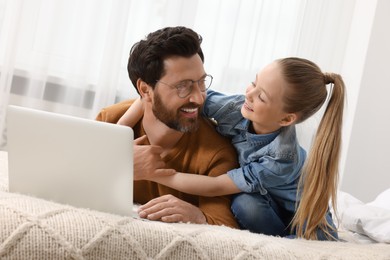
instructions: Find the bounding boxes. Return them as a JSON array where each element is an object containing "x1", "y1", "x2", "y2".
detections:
[
  {"x1": 288, "y1": 211, "x2": 339, "y2": 241},
  {"x1": 231, "y1": 193, "x2": 289, "y2": 236},
  {"x1": 315, "y1": 211, "x2": 339, "y2": 241}
]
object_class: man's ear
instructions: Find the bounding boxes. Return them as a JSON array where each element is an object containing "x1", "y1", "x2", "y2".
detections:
[
  {"x1": 279, "y1": 113, "x2": 297, "y2": 126},
  {"x1": 137, "y1": 79, "x2": 152, "y2": 101}
]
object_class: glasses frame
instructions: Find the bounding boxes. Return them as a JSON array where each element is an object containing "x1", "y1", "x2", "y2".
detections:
[{"x1": 156, "y1": 74, "x2": 213, "y2": 98}]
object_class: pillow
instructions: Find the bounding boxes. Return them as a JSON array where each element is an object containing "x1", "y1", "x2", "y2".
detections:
[
  {"x1": 340, "y1": 189, "x2": 390, "y2": 243},
  {"x1": 367, "y1": 188, "x2": 390, "y2": 210}
]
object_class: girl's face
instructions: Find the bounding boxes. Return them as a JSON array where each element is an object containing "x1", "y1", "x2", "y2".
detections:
[{"x1": 241, "y1": 61, "x2": 294, "y2": 134}]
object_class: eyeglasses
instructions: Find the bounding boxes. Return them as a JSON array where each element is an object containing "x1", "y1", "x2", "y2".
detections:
[{"x1": 156, "y1": 74, "x2": 213, "y2": 98}]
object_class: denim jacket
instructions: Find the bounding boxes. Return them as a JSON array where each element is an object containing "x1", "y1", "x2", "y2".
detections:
[{"x1": 203, "y1": 90, "x2": 306, "y2": 212}]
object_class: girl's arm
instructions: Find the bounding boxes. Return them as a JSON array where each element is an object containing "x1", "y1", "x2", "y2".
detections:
[
  {"x1": 117, "y1": 98, "x2": 143, "y2": 127},
  {"x1": 150, "y1": 172, "x2": 241, "y2": 197}
]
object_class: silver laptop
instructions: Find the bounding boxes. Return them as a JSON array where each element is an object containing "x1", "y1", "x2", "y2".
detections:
[{"x1": 6, "y1": 105, "x2": 134, "y2": 216}]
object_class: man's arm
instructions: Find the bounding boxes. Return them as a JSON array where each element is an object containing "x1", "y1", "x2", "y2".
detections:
[
  {"x1": 135, "y1": 140, "x2": 239, "y2": 227},
  {"x1": 138, "y1": 194, "x2": 207, "y2": 224},
  {"x1": 136, "y1": 172, "x2": 240, "y2": 224}
]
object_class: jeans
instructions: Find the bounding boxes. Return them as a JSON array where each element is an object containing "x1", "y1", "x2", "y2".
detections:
[{"x1": 231, "y1": 192, "x2": 338, "y2": 241}]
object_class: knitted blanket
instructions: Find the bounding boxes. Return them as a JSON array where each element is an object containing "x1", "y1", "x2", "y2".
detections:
[{"x1": 1, "y1": 152, "x2": 389, "y2": 259}]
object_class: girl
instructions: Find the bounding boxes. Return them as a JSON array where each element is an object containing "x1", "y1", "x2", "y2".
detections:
[{"x1": 119, "y1": 57, "x2": 345, "y2": 241}]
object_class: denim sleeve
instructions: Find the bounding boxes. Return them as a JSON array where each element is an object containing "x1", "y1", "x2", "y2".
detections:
[
  {"x1": 203, "y1": 90, "x2": 243, "y2": 120},
  {"x1": 203, "y1": 90, "x2": 244, "y2": 137},
  {"x1": 227, "y1": 156, "x2": 299, "y2": 195}
]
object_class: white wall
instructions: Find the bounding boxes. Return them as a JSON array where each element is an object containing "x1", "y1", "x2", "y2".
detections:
[{"x1": 341, "y1": 0, "x2": 390, "y2": 202}]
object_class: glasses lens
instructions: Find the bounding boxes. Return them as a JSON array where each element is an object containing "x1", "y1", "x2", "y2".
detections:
[
  {"x1": 176, "y1": 75, "x2": 213, "y2": 98},
  {"x1": 176, "y1": 80, "x2": 192, "y2": 98},
  {"x1": 202, "y1": 75, "x2": 212, "y2": 91}
]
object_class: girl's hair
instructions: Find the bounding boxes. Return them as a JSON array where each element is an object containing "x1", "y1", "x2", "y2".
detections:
[{"x1": 278, "y1": 57, "x2": 345, "y2": 240}]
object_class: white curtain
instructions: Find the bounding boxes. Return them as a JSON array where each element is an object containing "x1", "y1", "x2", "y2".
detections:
[{"x1": 0, "y1": 0, "x2": 356, "y2": 150}]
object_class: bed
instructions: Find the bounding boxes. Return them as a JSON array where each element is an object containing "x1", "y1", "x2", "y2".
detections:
[{"x1": 0, "y1": 151, "x2": 389, "y2": 259}]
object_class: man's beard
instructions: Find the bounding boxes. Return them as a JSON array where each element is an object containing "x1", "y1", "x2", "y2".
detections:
[{"x1": 152, "y1": 91, "x2": 200, "y2": 133}]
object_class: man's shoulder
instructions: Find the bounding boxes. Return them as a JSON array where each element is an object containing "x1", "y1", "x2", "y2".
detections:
[
  {"x1": 189, "y1": 117, "x2": 238, "y2": 171},
  {"x1": 95, "y1": 99, "x2": 135, "y2": 123},
  {"x1": 197, "y1": 117, "x2": 232, "y2": 146}
]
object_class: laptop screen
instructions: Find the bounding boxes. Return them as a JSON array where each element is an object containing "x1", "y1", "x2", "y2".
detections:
[{"x1": 7, "y1": 105, "x2": 134, "y2": 216}]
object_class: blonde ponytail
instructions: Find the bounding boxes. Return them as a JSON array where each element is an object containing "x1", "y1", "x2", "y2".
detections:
[{"x1": 292, "y1": 73, "x2": 345, "y2": 239}]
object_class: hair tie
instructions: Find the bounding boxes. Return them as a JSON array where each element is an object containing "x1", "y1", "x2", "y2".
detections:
[{"x1": 323, "y1": 73, "x2": 334, "y2": 85}]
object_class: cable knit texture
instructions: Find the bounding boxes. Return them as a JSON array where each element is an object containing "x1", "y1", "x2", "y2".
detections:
[{"x1": 0, "y1": 151, "x2": 389, "y2": 260}]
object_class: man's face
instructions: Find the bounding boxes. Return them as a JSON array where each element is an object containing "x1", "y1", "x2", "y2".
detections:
[{"x1": 151, "y1": 54, "x2": 206, "y2": 133}]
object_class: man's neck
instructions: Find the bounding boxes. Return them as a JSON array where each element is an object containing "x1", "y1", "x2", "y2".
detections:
[{"x1": 142, "y1": 109, "x2": 184, "y2": 153}]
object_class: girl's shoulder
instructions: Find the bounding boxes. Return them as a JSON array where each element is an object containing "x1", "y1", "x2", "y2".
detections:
[
  {"x1": 206, "y1": 90, "x2": 244, "y2": 109},
  {"x1": 268, "y1": 126, "x2": 305, "y2": 160},
  {"x1": 203, "y1": 90, "x2": 244, "y2": 131}
]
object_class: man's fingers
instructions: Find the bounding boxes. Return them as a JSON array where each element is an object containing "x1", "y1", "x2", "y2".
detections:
[
  {"x1": 137, "y1": 194, "x2": 206, "y2": 224},
  {"x1": 138, "y1": 196, "x2": 166, "y2": 212},
  {"x1": 134, "y1": 135, "x2": 148, "y2": 145},
  {"x1": 138, "y1": 194, "x2": 173, "y2": 212},
  {"x1": 161, "y1": 214, "x2": 183, "y2": 223}
]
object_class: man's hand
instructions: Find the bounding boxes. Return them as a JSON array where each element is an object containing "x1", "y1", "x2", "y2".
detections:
[
  {"x1": 133, "y1": 135, "x2": 175, "y2": 180},
  {"x1": 137, "y1": 194, "x2": 207, "y2": 224}
]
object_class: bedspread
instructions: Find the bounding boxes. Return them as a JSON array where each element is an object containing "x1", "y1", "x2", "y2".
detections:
[{"x1": 1, "y1": 151, "x2": 389, "y2": 260}]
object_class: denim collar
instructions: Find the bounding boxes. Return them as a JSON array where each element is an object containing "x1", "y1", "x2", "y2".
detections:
[{"x1": 235, "y1": 118, "x2": 281, "y2": 146}]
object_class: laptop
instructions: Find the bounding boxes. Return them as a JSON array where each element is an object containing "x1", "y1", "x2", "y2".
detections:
[{"x1": 6, "y1": 105, "x2": 134, "y2": 216}]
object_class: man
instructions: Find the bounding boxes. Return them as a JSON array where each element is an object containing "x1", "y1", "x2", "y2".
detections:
[{"x1": 96, "y1": 26, "x2": 238, "y2": 228}]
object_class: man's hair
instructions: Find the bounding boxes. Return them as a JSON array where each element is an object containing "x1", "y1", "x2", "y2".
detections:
[{"x1": 127, "y1": 26, "x2": 204, "y2": 94}]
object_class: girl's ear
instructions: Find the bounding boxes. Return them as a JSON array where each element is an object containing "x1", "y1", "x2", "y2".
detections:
[
  {"x1": 137, "y1": 79, "x2": 152, "y2": 101},
  {"x1": 279, "y1": 113, "x2": 297, "y2": 126}
]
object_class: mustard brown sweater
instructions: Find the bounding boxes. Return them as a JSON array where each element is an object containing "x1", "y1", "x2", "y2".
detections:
[{"x1": 96, "y1": 100, "x2": 239, "y2": 228}]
